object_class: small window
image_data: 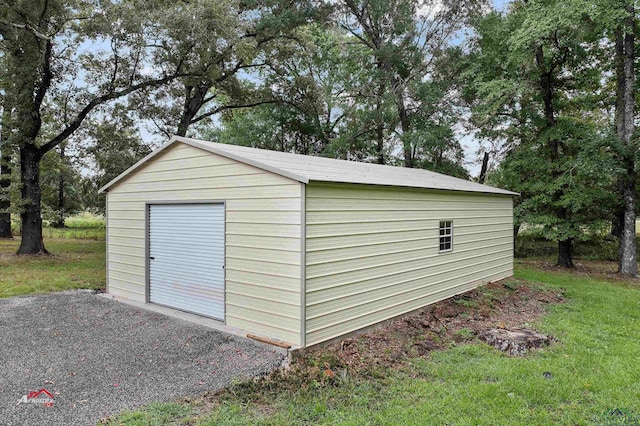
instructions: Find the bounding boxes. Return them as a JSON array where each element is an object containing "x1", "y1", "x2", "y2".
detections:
[{"x1": 439, "y1": 221, "x2": 453, "y2": 252}]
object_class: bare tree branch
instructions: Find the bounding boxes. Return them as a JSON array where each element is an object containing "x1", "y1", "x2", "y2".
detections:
[
  {"x1": 190, "y1": 99, "x2": 279, "y2": 125},
  {"x1": 39, "y1": 73, "x2": 188, "y2": 155},
  {"x1": 33, "y1": 40, "x2": 53, "y2": 110},
  {"x1": 0, "y1": 19, "x2": 50, "y2": 40}
]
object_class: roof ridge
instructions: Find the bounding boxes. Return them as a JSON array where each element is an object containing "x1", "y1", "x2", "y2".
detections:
[{"x1": 99, "y1": 135, "x2": 518, "y2": 196}]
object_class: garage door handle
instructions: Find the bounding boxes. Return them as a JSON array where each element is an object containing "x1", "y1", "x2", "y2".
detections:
[{"x1": 149, "y1": 256, "x2": 155, "y2": 260}]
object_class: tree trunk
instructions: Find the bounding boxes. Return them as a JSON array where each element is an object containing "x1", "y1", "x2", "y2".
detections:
[
  {"x1": 479, "y1": 152, "x2": 489, "y2": 184},
  {"x1": 176, "y1": 84, "x2": 209, "y2": 137},
  {"x1": 535, "y1": 45, "x2": 573, "y2": 268},
  {"x1": 375, "y1": 78, "x2": 385, "y2": 165},
  {"x1": 52, "y1": 144, "x2": 66, "y2": 228},
  {"x1": 620, "y1": 179, "x2": 637, "y2": 274},
  {"x1": 557, "y1": 239, "x2": 574, "y2": 268},
  {"x1": 375, "y1": 118, "x2": 384, "y2": 164},
  {"x1": 612, "y1": 209, "x2": 624, "y2": 272},
  {"x1": 398, "y1": 101, "x2": 412, "y2": 168},
  {"x1": 392, "y1": 82, "x2": 413, "y2": 168},
  {"x1": 0, "y1": 106, "x2": 12, "y2": 238},
  {"x1": 53, "y1": 174, "x2": 65, "y2": 228},
  {"x1": 17, "y1": 144, "x2": 48, "y2": 255},
  {"x1": 613, "y1": 31, "x2": 626, "y2": 272},
  {"x1": 617, "y1": 8, "x2": 637, "y2": 276},
  {"x1": 0, "y1": 145, "x2": 12, "y2": 239},
  {"x1": 382, "y1": 63, "x2": 413, "y2": 168}
]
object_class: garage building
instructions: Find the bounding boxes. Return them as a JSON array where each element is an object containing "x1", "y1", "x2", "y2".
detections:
[{"x1": 100, "y1": 135, "x2": 517, "y2": 348}]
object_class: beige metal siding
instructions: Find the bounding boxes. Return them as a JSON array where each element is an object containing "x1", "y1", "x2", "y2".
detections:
[
  {"x1": 106, "y1": 143, "x2": 302, "y2": 345},
  {"x1": 305, "y1": 182, "x2": 514, "y2": 346}
]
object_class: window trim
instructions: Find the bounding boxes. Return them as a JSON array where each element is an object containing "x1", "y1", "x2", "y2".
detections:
[{"x1": 439, "y1": 220, "x2": 453, "y2": 253}]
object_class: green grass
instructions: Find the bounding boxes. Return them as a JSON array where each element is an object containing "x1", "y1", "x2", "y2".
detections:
[
  {"x1": 0, "y1": 238, "x2": 106, "y2": 297},
  {"x1": 41, "y1": 226, "x2": 106, "y2": 240},
  {"x1": 106, "y1": 264, "x2": 640, "y2": 426},
  {"x1": 10, "y1": 212, "x2": 106, "y2": 240}
]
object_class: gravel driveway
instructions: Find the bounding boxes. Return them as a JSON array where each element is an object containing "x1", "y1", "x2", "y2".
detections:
[{"x1": 0, "y1": 291, "x2": 287, "y2": 426}]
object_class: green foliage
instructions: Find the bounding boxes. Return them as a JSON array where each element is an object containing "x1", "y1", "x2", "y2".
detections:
[
  {"x1": 466, "y1": 0, "x2": 624, "y2": 262},
  {"x1": 491, "y1": 131, "x2": 620, "y2": 242},
  {"x1": 133, "y1": 0, "x2": 323, "y2": 137},
  {"x1": 80, "y1": 106, "x2": 152, "y2": 214},
  {"x1": 104, "y1": 402, "x2": 191, "y2": 426},
  {"x1": 212, "y1": 24, "x2": 361, "y2": 157},
  {"x1": 515, "y1": 234, "x2": 621, "y2": 261},
  {"x1": 40, "y1": 144, "x2": 84, "y2": 226},
  {"x1": 213, "y1": 3, "x2": 472, "y2": 176}
]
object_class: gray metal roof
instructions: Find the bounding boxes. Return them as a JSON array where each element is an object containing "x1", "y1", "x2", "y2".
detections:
[{"x1": 100, "y1": 135, "x2": 518, "y2": 196}]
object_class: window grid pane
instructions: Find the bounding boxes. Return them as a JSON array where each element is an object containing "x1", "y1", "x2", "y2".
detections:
[{"x1": 439, "y1": 221, "x2": 453, "y2": 252}]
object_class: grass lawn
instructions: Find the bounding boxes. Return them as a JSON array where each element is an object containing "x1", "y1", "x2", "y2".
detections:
[
  {"x1": 0, "y1": 237, "x2": 106, "y2": 297},
  {"x1": 11, "y1": 213, "x2": 106, "y2": 240},
  {"x1": 107, "y1": 263, "x2": 640, "y2": 426}
]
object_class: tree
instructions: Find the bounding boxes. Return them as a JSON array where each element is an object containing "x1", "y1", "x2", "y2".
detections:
[
  {"x1": 80, "y1": 108, "x2": 152, "y2": 214},
  {"x1": 336, "y1": 0, "x2": 482, "y2": 168},
  {"x1": 0, "y1": 58, "x2": 14, "y2": 238},
  {"x1": 213, "y1": 24, "x2": 363, "y2": 158},
  {"x1": 491, "y1": 133, "x2": 619, "y2": 263},
  {"x1": 0, "y1": 111, "x2": 12, "y2": 238},
  {"x1": 133, "y1": 0, "x2": 322, "y2": 139},
  {"x1": 215, "y1": 15, "x2": 468, "y2": 174},
  {"x1": 40, "y1": 142, "x2": 83, "y2": 227},
  {"x1": 463, "y1": 0, "x2": 615, "y2": 267},
  {"x1": 613, "y1": 2, "x2": 636, "y2": 276},
  {"x1": 0, "y1": 0, "x2": 200, "y2": 254}
]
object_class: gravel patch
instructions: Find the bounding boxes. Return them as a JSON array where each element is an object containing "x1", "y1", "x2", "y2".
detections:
[{"x1": 0, "y1": 291, "x2": 287, "y2": 425}]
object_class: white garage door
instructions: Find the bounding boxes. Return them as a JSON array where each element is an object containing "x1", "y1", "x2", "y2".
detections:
[{"x1": 148, "y1": 203, "x2": 225, "y2": 320}]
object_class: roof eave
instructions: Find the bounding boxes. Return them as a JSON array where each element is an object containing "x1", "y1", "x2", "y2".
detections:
[
  {"x1": 305, "y1": 179, "x2": 519, "y2": 197},
  {"x1": 98, "y1": 135, "x2": 517, "y2": 197},
  {"x1": 98, "y1": 135, "x2": 309, "y2": 194},
  {"x1": 98, "y1": 138, "x2": 179, "y2": 193},
  {"x1": 173, "y1": 136, "x2": 309, "y2": 184}
]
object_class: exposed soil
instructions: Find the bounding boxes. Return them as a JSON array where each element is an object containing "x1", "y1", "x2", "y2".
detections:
[
  {"x1": 316, "y1": 278, "x2": 564, "y2": 374},
  {"x1": 185, "y1": 279, "x2": 564, "y2": 420}
]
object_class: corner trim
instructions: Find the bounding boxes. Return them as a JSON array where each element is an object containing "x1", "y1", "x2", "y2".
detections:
[
  {"x1": 105, "y1": 192, "x2": 109, "y2": 294},
  {"x1": 144, "y1": 203, "x2": 150, "y2": 303},
  {"x1": 300, "y1": 183, "x2": 307, "y2": 348}
]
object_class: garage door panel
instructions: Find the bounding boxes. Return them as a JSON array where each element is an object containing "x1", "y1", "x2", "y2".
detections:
[
  {"x1": 149, "y1": 203, "x2": 225, "y2": 320},
  {"x1": 149, "y1": 252, "x2": 224, "y2": 269},
  {"x1": 148, "y1": 240, "x2": 225, "y2": 253}
]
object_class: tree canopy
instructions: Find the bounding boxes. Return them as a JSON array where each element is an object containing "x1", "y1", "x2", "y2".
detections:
[{"x1": 0, "y1": 0, "x2": 638, "y2": 272}]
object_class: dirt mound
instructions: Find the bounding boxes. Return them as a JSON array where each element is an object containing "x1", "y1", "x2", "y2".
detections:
[{"x1": 314, "y1": 279, "x2": 564, "y2": 374}]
